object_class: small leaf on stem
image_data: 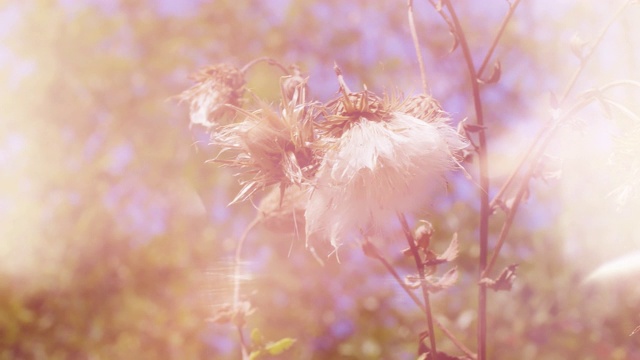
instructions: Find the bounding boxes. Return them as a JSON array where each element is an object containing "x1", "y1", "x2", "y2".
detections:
[
  {"x1": 414, "y1": 220, "x2": 434, "y2": 250},
  {"x1": 480, "y1": 264, "x2": 519, "y2": 291},
  {"x1": 361, "y1": 241, "x2": 379, "y2": 259},
  {"x1": 464, "y1": 123, "x2": 487, "y2": 133},
  {"x1": 426, "y1": 267, "x2": 459, "y2": 293},
  {"x1": 438, "y1": 233, "x2": 459, "y2": 262},
  {"x1": 209, "y1": 303, "x2": 235, "y2": 324},
  {"x1": 265, "y1": 338, "x2": 297, "y2": 355},
  {"x1": 533, "y1": 154, "x2": 563, "y2": 182},
  {"x1": 478, "y1": 61, "x2": 501, "y2": 84},
  {"x1": 405, "y1": 274, "x2": 423, "y2": 289},
  {"x1": 448, "y1": 31, "x2": 459, "y2": 53},
  {"x1": 423, "y1": 234, "x2": 459, "y2": 266},
  {"x1": 251, "y1": 328, "x2": 265, "y2": 347},
  {"x1": 461, "y1": 148, "x2": 474, "y2": 163},
  {"x1": 570, "y1": 32, "x2": 589, "y2": 61}
]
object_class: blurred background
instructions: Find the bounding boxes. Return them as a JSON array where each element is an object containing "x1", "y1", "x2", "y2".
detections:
[{"x1": 1, "y1": 0, "x2": 640, "y2": 359}]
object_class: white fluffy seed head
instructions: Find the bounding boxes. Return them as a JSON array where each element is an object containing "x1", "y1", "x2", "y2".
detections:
[
  {"x1": 178, "y1": 64, "x2": 244, "y2": 129},
  {"x1": 305, "y1": 111, "x2": 468, "y2": 249}
]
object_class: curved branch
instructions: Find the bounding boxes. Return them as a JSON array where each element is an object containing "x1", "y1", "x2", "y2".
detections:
[
  {"x1": 233, "y1": 215, "x2": 262, "y2": 360},
  {"x1": 398, "y1": 213, "x2": 438, "y2": 356},
  {"x1": 596, "y1": 79, "x2": 640, "y2": 93},
  {"x1": 441, "y1": 2, "x2": 490, "y2": 358},
  {"x1": 559, "y1": 0, "x2": 633, "y2": 104},
  {"x1": 365, "y1": 240, "x2": 477, "y2": 359},
  {"x1": 408, "y1": 0, "x2": 429, "y2": 93},
  {"x1": 477, "y1": 0, "x2": 523, "y2": 77},
  {"x1": 241, "y1": 56, "x2": 290, "y2": 75},
  {"x1": 484, "y1": 95, "x2": 599, "y2": 277}
]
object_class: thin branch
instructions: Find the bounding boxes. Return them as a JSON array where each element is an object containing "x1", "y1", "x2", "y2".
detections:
[
  {"x1": 488, "y1": 101, "x2": 585, "y2": 212},
  {"x1": 233, "y1": 216, "x2": 262, "y2": 360},
  {"x1": 482, "y1": 180, "x2": 527, "y2": 279},
  {"x1": 596, "y1": 79, "x2": 640, "y2": 93},
  {"x1": 441, "y1": 2, "x2": 490, "y2": 359},
  {"x1": 490, "y1": 3, "x2": 636, "y2": 211},
  {"x1": 488, "y1": 123, "x2": 550, "y2": 211},
  {"x1": 397, "y1": 213, "x2": 438, "y2": 358},
  {"x1": 558, "y1": 0, "x2": 633, "y2": 104},
  {"x1": 484, "y1": 1, "x2": 635, "y2": 275},
  {"x1": 477, "y1": 0, "x2": 523, "y2": 78},
  {"x1": 241, "y1": 56, "x2": 290, "y2": 75},
  {"x1": 484, "y1": 96, "x2": 597, "y2": 277},
  {"x1": 601, "y1": 97, "x2": 640, "y2": 123},
  {"x1": 367, "y1": 241, "x2": 426, "y2": 309},
  {"x1": 483, "y1": 131, "x2": 550, "y2": 279},
  {"x1": 365, "y1": 240, "x2": 477, "y2": 359},
  {"x1": 408, "y1": 0, "x2": 429, "y2": 93},
  {"x1": 238, "y1": 326, "x2": 250, "y2": 360}
]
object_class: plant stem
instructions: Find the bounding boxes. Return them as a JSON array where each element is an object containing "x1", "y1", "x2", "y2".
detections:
[
  {"x1": 241, "y1": 56, "x2": 290, "y2": 75},
  {"x1": 483, "y1": 97, "x2": 595, "y2": 277},
  {"x1": 441, "y1": 2, "x2": 490, "y2": 358},
  {"x1": 484, "y1": 1, "x2": 634, "y2": 276},
  {"x1": 238, "y1": 326, "x2": 249, "y2": 360},
  {"x1": 488, "y1": 123, "x2": 550, "y2": 211},
  {"x1": 367, "y1": 240, "x2": 477, "y2": 359},
  {"x1": 477, "y1": 0, "x2": 522, "y2": 78},
  {"x1": 408, "y1": 0, "x2": 429, "y2": 94},
  {"x1": 233, "y1": 216, "x2": 262, "y2": 360},
  {"x1": 397, "y1": 213, "x2": 438, "y2": 358},
  {"x1": 558, "y1": 0, "x2": 633, "y2": 104}
]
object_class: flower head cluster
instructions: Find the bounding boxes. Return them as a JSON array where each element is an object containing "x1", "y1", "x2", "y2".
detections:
[
  {"x1": 179, "y1": 64, "x2": 245, "y2": 129},
  {"x1": 306, "y1": 89, "x2": 468, "y2": 248},
  {"x1": 213, "y1": 74, "x2": 318, "y2": 204},
  {"x1": 182, "y1": 63, "x2": 468, "y2": 250}
]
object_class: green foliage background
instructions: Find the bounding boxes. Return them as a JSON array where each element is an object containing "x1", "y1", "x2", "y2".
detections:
[{"x1": 1, "y1": 1, "x2": 640, "y2": 359}]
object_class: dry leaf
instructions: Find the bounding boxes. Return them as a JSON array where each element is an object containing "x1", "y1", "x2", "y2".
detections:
[{"x1": 480, "y1": 264, "x2": 518, "y2": 292}]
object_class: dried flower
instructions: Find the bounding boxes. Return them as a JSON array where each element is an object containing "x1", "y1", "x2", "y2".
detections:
[
  {"x1": 305, "y1": 90, "x2": 468, "y2": 248},
  {"x1": 179, "y1": 63, "x2": 245, "y2": 129},
  {"x1": 479, "y1": 264, "x2": 518, "y2": 292},
  {"x1": 398, "y1": 94, "x2": 444, "y2": 121},
  {"x1": 213, "y1": 77, "x2": 318, "y2": 204},
  {"x1": 405, "y1": 267, "x2": 458, "y2": 293}
]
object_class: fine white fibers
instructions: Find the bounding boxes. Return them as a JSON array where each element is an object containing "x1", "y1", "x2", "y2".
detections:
[
  {"x1": 305, "y1": 112, "x2": 467, "y2": 248},
  {"x1": 187, "y1": 79, "x2": 224, "y2": 128}
]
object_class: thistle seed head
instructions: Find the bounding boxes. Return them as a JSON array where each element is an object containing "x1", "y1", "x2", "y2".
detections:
[
  {"x1": 305, "y1": 96, "x2": 468, "y2": 249},
  {"x1": 212, "y1": 76, "x2": 319, "y2": 204},
  {"x1": 179, "y1": 63, "x2": 245, "y2": 129}
]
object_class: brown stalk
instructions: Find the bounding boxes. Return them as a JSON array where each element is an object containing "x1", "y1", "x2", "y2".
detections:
[
  {"x1": 240, "y1": 56, "x2": 290, "y2": 75},
  {"x1": 440, "y1": 2, "x2": 490, "y2": 358},
  {"x1": 558, "y1": 0, "x2": 634, "y2": 104},
  {"x1": 488, "y1": 124, "x2": 549, "y2": 211},
  {"x1": 485, "y1": 0, "x2": 635, "y2": 278},
  {"x1": 408, "y1": 0, "x2": 429, "y2": 93},
  {"x1": 477, "y1": 0, "x2": 522, "y2": 78},
  {"x1": 397, "y1": 213, "x2": 438, "y2": 358},
  {"x1": 233, "y1": 216, "x2": 262, "y2": 360},
  {"x1": 490, "y1": 3, "x2": 632, "y2": 210},
  {"x1": 366, "y1": 240, "x2": 477, "y2": 359},
  {"x1": 483, "y1": 96, "x2": 597, "y2": 278}
]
